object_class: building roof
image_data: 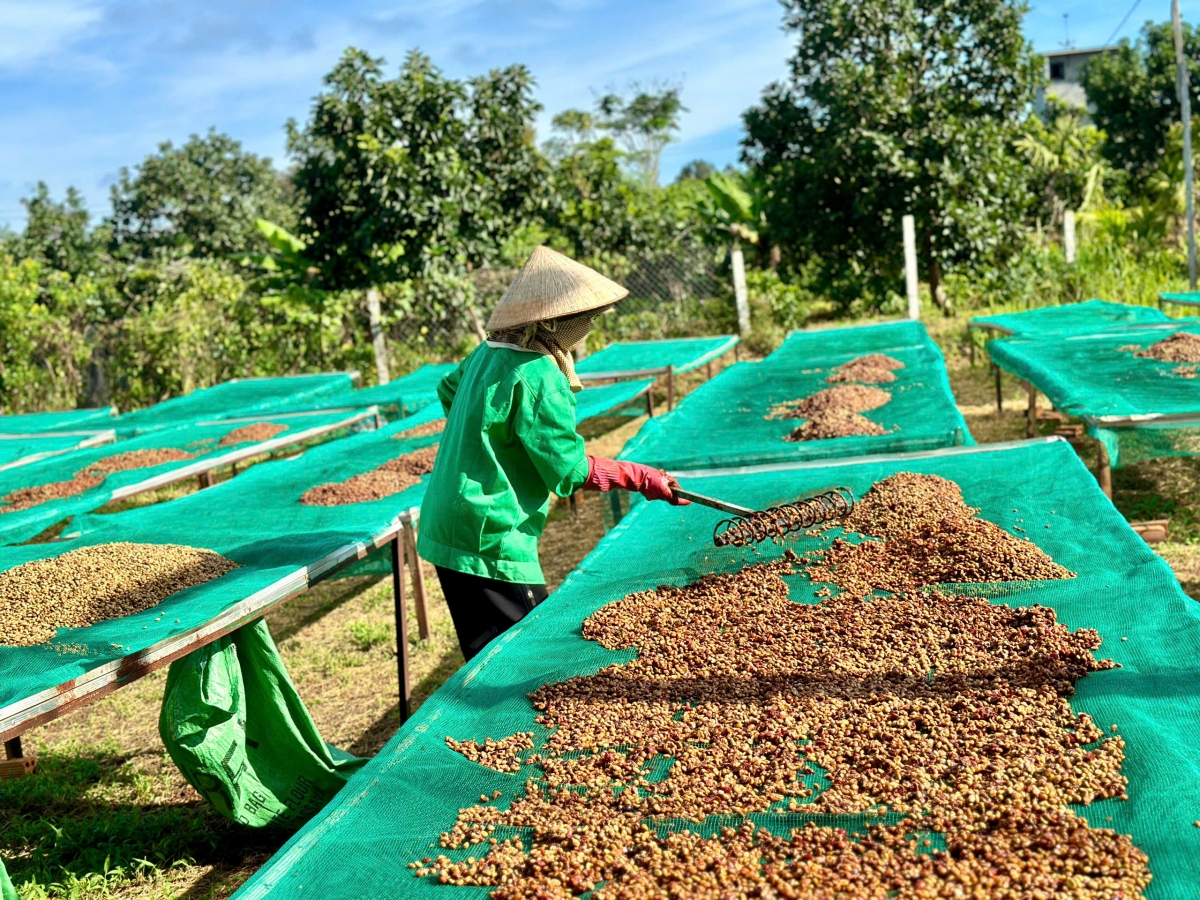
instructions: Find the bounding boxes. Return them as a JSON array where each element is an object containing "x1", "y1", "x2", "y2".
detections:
[{"x1": 1041, "y1": 45, "x2": 1121, "y2": 60}]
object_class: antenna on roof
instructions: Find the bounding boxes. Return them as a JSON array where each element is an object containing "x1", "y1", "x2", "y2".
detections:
[{"x1": 1061, "y1": 13, "x2": 1075, "y2": 49}]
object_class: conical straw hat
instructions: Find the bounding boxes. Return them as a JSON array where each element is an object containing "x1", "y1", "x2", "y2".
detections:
[{"x1": 486, "y1": 246, "x2": 629, "y2": 331}]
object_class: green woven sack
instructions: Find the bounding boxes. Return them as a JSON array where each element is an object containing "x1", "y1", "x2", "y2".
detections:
[
  {"x1": 159, "y1": 619, "x2": 365, "y2": 829},
  {"x1": 0, "y1": 855, "x2": 17, "y2": 900}
]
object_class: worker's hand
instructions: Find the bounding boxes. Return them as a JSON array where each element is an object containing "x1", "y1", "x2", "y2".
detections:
[{"x1": 583, "y1": 457, "x2": 690, "y2": 505}]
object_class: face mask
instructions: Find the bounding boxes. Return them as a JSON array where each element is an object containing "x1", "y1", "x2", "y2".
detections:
[{"x1": 489, "y1": 311, "x2": 600, "y2": 391}]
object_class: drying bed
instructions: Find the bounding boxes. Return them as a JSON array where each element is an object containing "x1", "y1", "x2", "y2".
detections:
[
  {"x1": 110, "y1": 373, "x2": 357, "y2": 435},
  {"x1": 0, "y1": 408, "x2": 117, "y2": 433},
  {"x1": 233, "y1": 438, "x2": 1200, "y2": 899},
  {"x1": 619, "y1": 321, "x2": 970, "y2": 471},
  {"x1": 272, "y1": 364, "x2": 460, "y2": 419},
  {"x1": 575, "y1": 335, "x2": 739, "y2": 381},
  {"x1": 0, "y1": 410, "x2": 445, "y2": 741},
  {"x1": 0, "y1": 408, "x2": 376, "y2": 545},
  {"x1": 0, "y1": 430, "x2": 115, "y2": 472},
  {"x1": 968, "y1": 299, "x2": 1173, "y2": 338},
  {"x1": 988, "y1": 320, "x2": 1200, "y2": 468}
]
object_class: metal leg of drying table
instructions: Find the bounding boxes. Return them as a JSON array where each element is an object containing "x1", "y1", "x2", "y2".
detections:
[
  {"x1": 993, "y1": 364, "x2": 1003, "y2": 414},
  {"x1": 1024, "y1": 381, "x2": 1037, "y2": 438}
]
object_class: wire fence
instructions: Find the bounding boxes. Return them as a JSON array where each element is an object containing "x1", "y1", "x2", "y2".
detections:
[{"x1": 383, "y1": 245, "x2": 736, "y2": 374}]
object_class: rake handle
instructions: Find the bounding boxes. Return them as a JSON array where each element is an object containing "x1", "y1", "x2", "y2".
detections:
[{"x1": 670, "y1": 488, "x2": 755, "y2": 517}]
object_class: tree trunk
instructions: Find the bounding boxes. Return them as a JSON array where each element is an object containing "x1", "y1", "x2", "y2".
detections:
[
  {"x1": 367, "y1": 287, "x2": 390, "y2": 385},
  {"x1": 83, "y1": 339, "x2": 112, "y2": 410},
  {"x1": 927, "y1": 259, "x2": 952, "y2": 317},
  {"x1": 769, "y1": 244, "x2": 781, "y2": 272}
]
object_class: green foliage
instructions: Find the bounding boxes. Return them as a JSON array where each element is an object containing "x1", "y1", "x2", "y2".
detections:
[
  {"x1": 943, "y1": 227, "x2": 1186, "y2": 311},
  {"x1": 675, "y1": 160, "x2": 715, "y2": 183},
  {"x1": 743, "y1": 0, "x2": 1041, "y2": 310},
  {"x1": 18, "y1": 183, "x2": 97, "y2": 278},
  {"x1": 1016, "y1": 101, "x2": 1111, "y2": 223},
  {"x1": 1081, "y1": 21, "x2": 1200, "y2": 189},
  {"x1": 548, "y1": 86, "x2": 685, "y2": 186},
  {"x1": 697, "y1": 169, "x2": 765, "y2": 247},
  {"x1": 108, "y1": 130, "x2": 294, "y2": 261},
  {"x1": 0, "y1": 256, "x2": 95, "y2": 414},
  {"x1": 345, "y1": 620, "x2": 392, "y2": 651},
  {"x1": 543, "y1": 138, "x2": 648, "y2": 262},
  {"x1": 230, "y1": 218, "x2": 320, "y2": 292},
  {"x1": 287, "y1": 48, "x2": 546, "y2": 291},
  {"x1": 0, "y1": 744, "x2": 265, "y2": 898}
]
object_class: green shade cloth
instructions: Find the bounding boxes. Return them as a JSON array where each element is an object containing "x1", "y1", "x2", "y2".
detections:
[
  {"x1": 619, "y1": 321, "x2": 971, "y2": 472},
  {"x1": 233, "y1": 438, "x2": 1200, "y2": 900},
  {"x1": 160, "y1": 618, "x2": 366, "y2": 829},
  {"x1": 575, "y1": 378, "x2": 655, "y2": 421},
  {"x1": 988, "y1": 321, "x2": 1200, "y2": 467},
  {"x1": 0, "y1": 431, "x2": 112, "y2": 470},
  {"x1": 417, "y1": 346, "x2": 589, "y2": 584},
  {"x1": 112, "y1": 374, "x2": 356, "y2": 435},
  {"x1": 273, "y1": 364, "x2": 460, "y2": 418},
  {"x1": 0, "y1": 409, "x2": 371, "y2": 546},
  {"x1": 576, "y1": 335, "x2": 739, "y2": 378},
  {"x1": 0, "y1": 408, "x2": 116, "y2": 433},
  {"x1": 1160, "y1": 292, "x2": 1200, "y2": 308},
  {"x1": 0, "y1": 414, "x2": 441, "y2": 718},
  {"x1": 970, "y1": 299, "x2": 1172, "y2": 336}
]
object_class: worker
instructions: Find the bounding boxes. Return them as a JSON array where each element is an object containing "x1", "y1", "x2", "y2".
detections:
[{"x1": 417, "y1": 246, "x2": 688, "y2": 661}]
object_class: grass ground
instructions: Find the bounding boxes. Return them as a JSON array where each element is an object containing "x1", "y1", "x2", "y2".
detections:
[{"x1": 3, "y1": 322, "x2": 1199, "y2": 899}]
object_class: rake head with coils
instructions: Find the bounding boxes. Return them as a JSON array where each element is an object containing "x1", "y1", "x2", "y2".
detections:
[{"x1": 671, "y1": 485, "x2": 855, "y2": 547}]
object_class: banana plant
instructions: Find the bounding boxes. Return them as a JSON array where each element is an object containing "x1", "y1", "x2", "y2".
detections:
[
  {"x1": 697, "y1": 170, "x2": 766, "y2": 248},
  {"x1": 229, "y1": 218, "x2": 321, "y2": 291}
]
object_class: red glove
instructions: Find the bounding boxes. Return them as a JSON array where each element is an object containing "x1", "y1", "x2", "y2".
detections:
[{"x1": 583, "y1": 457, "x2": 690, "y2": 505}]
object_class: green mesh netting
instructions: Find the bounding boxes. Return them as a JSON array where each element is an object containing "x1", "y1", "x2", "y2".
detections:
[
  {"x1": 619, "y1": 321, "x2": 971, "y2": 471},
  {"x1": 0, "y1": 432, "x2": 110, "y2": 470},
  {"x1": 111, "y1": 374, "x2": 357, "y2": 435},
  {"x1": 0, "y1": 408, "x2": 116, "y2": 433},
  {"x1": 0, "y1": 409, "x2": 372, "y2": 546},
  {"x1": 232, "y1": 438, "x2": 1200, "y2": 900},
  {"x1": 989, "y1": 321, "x2": 1200, "y2": 468},
  {"x1": 0, "y1": 413, "x2": 442, "y2": 716},
  {"x1": 970, "y1": 299, "x2": 1173, "y2": 336},
  {"x1": 575, "y1": 378, "x2": 655, "y2": 420},
  {"x1": 272, "y1": 364, "x2": 459, "y2": 418},
  {"x1": 576, "y1": 335, "x2": 739, "y2": 378},
  {"x1": 1159, "y1": 292, "x2": 1200, "y2": 310},
  {"x1": 1088, "y1": 421, "x2": 1200, "y2": 469}
]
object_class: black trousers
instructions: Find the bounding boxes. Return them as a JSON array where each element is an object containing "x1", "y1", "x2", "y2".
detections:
[{"x1": 434, "y1": 566, "x2": 548, "y2": 661}]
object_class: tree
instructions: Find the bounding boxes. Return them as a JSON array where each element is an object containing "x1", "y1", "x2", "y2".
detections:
[
  {"x1": 288, "y1": 49, "x2": 545, "y2": 288},
  {"x1": 552, "y1": 87, "x2": 686, "y2": 187},
  {"x1": 676, "y1": 160, "x2": 716, "y2": 182},
  {"x1": 108, "y1": 130, "x2": 294, "y2": 260},
  {"x1": 743, "y1": 0, "x2": 1040, "y2": 312},
  {"x1": 18, "y1": 182, "x2": 96, "y2": 276},
  {"x1": 1081, "y1": 21, "x2": 1200, "y2": 188},
  {"x1": 543, "y1": 138, "x2": 647, "y2": 262},
  {"x1": 286, "y1": 48, "x2": 545, "y2": 381},
  {"x1": 1015, "y1": 100, "x2": 1110, "y2": 225}
]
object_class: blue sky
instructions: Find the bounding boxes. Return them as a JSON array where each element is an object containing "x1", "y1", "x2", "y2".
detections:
[{"x1": 0, "y1": 0, "x2": 1192, "y2": 230}]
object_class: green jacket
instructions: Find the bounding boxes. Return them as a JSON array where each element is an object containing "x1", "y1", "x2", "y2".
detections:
[{"x1": 416, "y1": 343, "x2": 590, "y2": 584}]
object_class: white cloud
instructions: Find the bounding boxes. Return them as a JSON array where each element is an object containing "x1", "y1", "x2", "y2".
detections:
[{"x1": 0, "y1": 0, "x2": 102, "y2": 69}]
